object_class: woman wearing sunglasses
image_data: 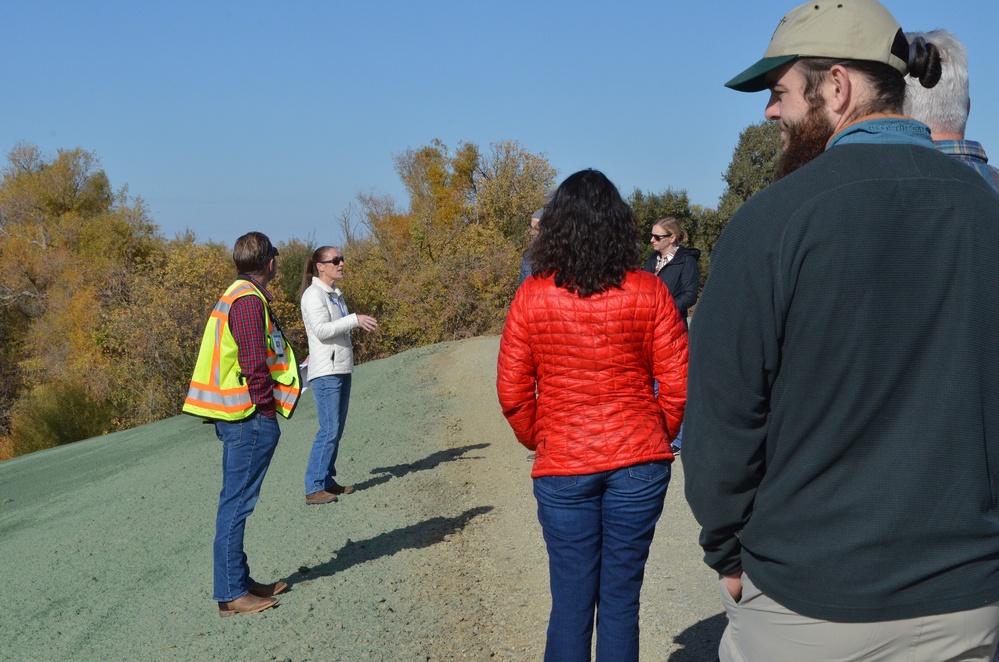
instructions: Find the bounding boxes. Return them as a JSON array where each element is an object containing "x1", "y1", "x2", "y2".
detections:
[
  {"x1": 497, "y1": 169, "x2": 688, "y2": 661},
  {"x1": 645, "y1": 218, "x2": 700, "y2": 329},
  {"x1": 645, "y1": 218, "x2": 701, "y2": 456},
  {"x1": 298, "y1": 246, "x2": 378, "y2": 506}
]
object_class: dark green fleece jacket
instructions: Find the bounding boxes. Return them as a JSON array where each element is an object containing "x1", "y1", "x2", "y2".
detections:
[{"x1": 685, "y1": 140, "x2": 999, "y2": 622}]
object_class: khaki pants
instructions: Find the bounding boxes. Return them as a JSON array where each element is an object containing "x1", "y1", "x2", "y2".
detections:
[{"x1": 719, "y1": 573, "x2": 999, "y2": 662}]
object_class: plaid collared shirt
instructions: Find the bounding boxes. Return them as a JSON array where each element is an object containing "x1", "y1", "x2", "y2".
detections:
[
  {"x1": 228, "y1": 277, "x2": 276, "y2": 418},
  {"x1": 654, "y1": 250, "x2": 675, "y2": 275},
  {"x1": 934, "y1": 139, "x2": 999, "y2": 192}
]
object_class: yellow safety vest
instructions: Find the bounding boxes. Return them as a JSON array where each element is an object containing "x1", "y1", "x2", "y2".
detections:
[{"x1": 183, "y1": 279, "x2": 301, "y2": 421}]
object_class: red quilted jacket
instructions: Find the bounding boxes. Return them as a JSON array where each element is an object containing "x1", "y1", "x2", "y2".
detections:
[{"x1": 497, "y1": 270, "x2": 688, "y2": 478}]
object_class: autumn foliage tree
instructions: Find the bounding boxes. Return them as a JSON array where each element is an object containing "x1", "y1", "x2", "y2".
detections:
[
  {"x1": 0, "y1": 129, "x2": 784, "y2": 459},
  {"x1": 0, "y1": 127, "x2": 778, "y2": 459},
  {"x1": 341, "y1": 139, "x2": 555, "y2": 361},
  {"x1": 98, "y1": 233, "x2": 233, "y2": 428},
  {"x1": 0, "y1": 144, "x2": 161, "y2": 454}
]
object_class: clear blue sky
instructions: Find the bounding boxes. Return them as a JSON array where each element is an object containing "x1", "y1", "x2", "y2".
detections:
[{"x1": 4, "y1": 1, "x2": 997, "y2": 247}]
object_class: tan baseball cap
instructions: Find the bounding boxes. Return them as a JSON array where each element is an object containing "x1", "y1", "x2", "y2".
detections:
[{"x1": 726, "y1": 0, "x2": 910, "y2": 92}]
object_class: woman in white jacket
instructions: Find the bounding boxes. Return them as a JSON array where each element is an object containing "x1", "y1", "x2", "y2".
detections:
[{"x1": 298, "y1": 246, "x2": 378, "y2": 505}]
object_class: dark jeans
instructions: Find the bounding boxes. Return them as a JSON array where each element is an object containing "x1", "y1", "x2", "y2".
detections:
[
  {"x1": 212, "y1": 414, "x2": 280, "y2": 602},
  {"x1": 534, "y1": 460, "x2": 671, "y2": 661}
]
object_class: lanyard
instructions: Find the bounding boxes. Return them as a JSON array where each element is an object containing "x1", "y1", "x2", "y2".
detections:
[{"x1": 328, "y1": 293, "x2": 349, "y2": 318}]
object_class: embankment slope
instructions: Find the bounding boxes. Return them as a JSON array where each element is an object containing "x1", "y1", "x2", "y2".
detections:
[{"x1": 0, "y1": 336, "x2": 721, "y2": 661}]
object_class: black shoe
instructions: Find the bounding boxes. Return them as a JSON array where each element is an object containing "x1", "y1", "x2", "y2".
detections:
[{"x1": 670, "y1": 443, "x2": 681, "y2": 456}]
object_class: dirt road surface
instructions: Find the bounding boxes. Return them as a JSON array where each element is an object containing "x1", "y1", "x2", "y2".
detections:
[{"x1": 0, "y1": 336, "x2": 724, "y2": 661}]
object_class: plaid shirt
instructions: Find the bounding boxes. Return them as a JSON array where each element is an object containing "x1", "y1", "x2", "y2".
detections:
[
  {"x1": 934, "y1": 139, "x2": 999, "y2": 192},
  {"x1": 228, "y1": 277, "x2": 276, "y2": 418}
]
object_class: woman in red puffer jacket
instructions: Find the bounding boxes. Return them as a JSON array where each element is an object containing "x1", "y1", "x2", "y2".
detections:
[{"x1": 497, "y1": 169, "x2": 688, "y2": 662}]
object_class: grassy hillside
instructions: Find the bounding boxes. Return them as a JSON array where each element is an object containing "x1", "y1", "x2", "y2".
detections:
[{"x1": 0, "y1": 335, "x2": 723, "y2": 661}]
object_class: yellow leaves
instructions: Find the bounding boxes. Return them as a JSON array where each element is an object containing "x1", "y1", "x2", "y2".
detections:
[
  {"x1": 0, "y1": 144, "x2": 168, "y2": 451},
  {"x1": 475, "y1": 140, "x2": 557, "y2": 244},
  {"x1": 9, "y1": 380, "x2": 118, "y2": 456},
  {"x1": 96, "y1": 237, "x2": 234, "y2": 427},
  {"x1": 341, "y1": 139, "x2": 554, "y2": 362},
  {"x1": 0, "y1": 137, "x2": 553, "y2": 457},
  {"x1": 395, "y1": 140, "x2": 478, "y2": 251}
]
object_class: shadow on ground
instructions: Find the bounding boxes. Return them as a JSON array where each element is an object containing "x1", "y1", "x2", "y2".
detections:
[
  {"x1": 668, "y1": 612, "x2": 726, "y2": 661},
  {"x1": 288, "y1": 505, "x2": 494, "y2": 585},
  {"x1": 351, "y1": 443, "x2": 491, "y2": 492}
]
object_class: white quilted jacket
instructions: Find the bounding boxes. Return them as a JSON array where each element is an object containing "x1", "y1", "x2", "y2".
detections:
[{"x1": 300, "y1": 277, "x2": 358, "y2": 379}]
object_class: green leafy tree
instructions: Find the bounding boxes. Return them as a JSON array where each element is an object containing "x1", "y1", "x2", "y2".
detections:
[
  {"x1": 714, "y1": 120, "x2": 780, "y2": 236},
  {"x1": 627, "y1": 188, "x2": 694, "y2": 265},
  {"x1": 685, "y1": 121, "x2": 781, "y2": 284}
]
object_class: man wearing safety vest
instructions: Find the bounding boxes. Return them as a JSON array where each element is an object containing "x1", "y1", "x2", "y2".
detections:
[{"x1": 183, "y1": 231, "x2": 301, "y2": 618}]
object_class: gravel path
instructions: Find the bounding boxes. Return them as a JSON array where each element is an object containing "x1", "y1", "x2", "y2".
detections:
[{"x1": 0, "y1": 335, "x2": 723, "y2": 661}]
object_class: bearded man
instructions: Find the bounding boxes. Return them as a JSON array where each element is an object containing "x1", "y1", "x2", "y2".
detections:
[{"x1": 683, "y1": 1, "x2": 999, "y2": 660}]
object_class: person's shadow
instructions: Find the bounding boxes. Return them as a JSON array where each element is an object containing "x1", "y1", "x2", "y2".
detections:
[
  {"x1": 667, "y1": 612, "x2": 726, "y2": 661},
  {"x1": 286, "y1": 506, "x2": 493, "y2": 586},
  {"x1": 349, "y1": 443, "x2": 490, "y2": 492}
]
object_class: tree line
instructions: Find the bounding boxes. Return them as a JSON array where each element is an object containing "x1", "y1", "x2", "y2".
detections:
[{"x1": 0, "y1": 125, "x2": 777, "y2": 459}]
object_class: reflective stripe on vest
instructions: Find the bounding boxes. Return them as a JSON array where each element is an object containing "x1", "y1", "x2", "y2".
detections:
[{"x1": 183, "y1": 280, "x2": 301, "y2": 421}]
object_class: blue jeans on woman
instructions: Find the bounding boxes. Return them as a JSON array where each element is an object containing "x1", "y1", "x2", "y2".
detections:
[
  {"x1": 304, "y1": 373, "x2": 352, "y2": 494},
  {"x1": 213, "y1": 413, "x2": 280, "y2": 602},
  {"x1": 534, "y1": 460, "x2": 671, "y2": 662}
]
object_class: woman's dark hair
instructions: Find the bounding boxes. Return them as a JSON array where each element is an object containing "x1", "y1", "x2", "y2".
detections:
[
  {"x1": 798, "y1": 36, "x2": 941, "y2": 115},
  {"x1": 530, "y1": 169, "x2": 640, "y2": 297},
  {"x1": 297, "y1": 245, "x2": 337, "y2": 300}
]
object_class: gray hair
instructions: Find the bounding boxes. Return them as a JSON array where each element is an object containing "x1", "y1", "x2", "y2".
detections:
[{"x1": 904, "y1": 29, "x2": 970, "y2": 136}]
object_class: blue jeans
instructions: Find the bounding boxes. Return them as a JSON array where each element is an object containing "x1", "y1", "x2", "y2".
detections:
[
  {"x1": 304, "y1": 374, "x2": 352, "y2": 494},
  {"x1": 213, "y1": 414, "x2": 280, "y2": 602},
  {"x1": 534, "y1": 460, "x2": 671, "y2": 662}
]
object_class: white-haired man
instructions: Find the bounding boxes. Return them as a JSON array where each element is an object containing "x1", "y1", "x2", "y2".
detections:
[{"x1": 904, "y1": 28, "x2": 999, "y2": 190}]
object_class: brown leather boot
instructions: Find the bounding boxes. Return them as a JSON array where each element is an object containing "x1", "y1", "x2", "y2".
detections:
[
  {"x1": 218, "y1": 593, "x2": 278, "y2": 617},
  {"x1": 329, "y1": 482, "x2": 355, "y2": 495},
  {"x1": 306, "y1": 489, "x2": 338, "y2": 505},
  {"x1": 248, "y1": 580, "x2": 288, "y2": 598}
]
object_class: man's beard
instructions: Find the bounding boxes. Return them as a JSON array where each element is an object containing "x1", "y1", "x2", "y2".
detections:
[{"x1": 773, "y1": 101, "x2": 835, "y2": 181}]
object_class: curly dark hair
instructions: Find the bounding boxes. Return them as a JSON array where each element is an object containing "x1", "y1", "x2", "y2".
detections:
[{"x1": 530, "y1": 169, "x2": 641, "y2": 297}]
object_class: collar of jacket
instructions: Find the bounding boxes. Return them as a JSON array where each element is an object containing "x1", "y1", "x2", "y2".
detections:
[
  {"x1": 826, "y1": 114, "x2": 934, "y2": 150},
  {"x1": 311, "y1": 276, "x2": 344, "y2": 298}
]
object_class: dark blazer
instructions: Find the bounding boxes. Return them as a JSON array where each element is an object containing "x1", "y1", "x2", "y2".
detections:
[{"x1": 644, "y1": 245, "x2": 701, "y2": 323}]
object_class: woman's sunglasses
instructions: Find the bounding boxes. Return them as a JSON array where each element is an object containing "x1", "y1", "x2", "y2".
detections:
[{"x1": 318, "y1": 256, "x2": 345, "y2": 265}]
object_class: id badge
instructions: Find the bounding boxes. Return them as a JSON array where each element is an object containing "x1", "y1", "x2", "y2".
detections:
[{"x1": 271, "y1": 330, "x2": 287, "y2": 360}]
